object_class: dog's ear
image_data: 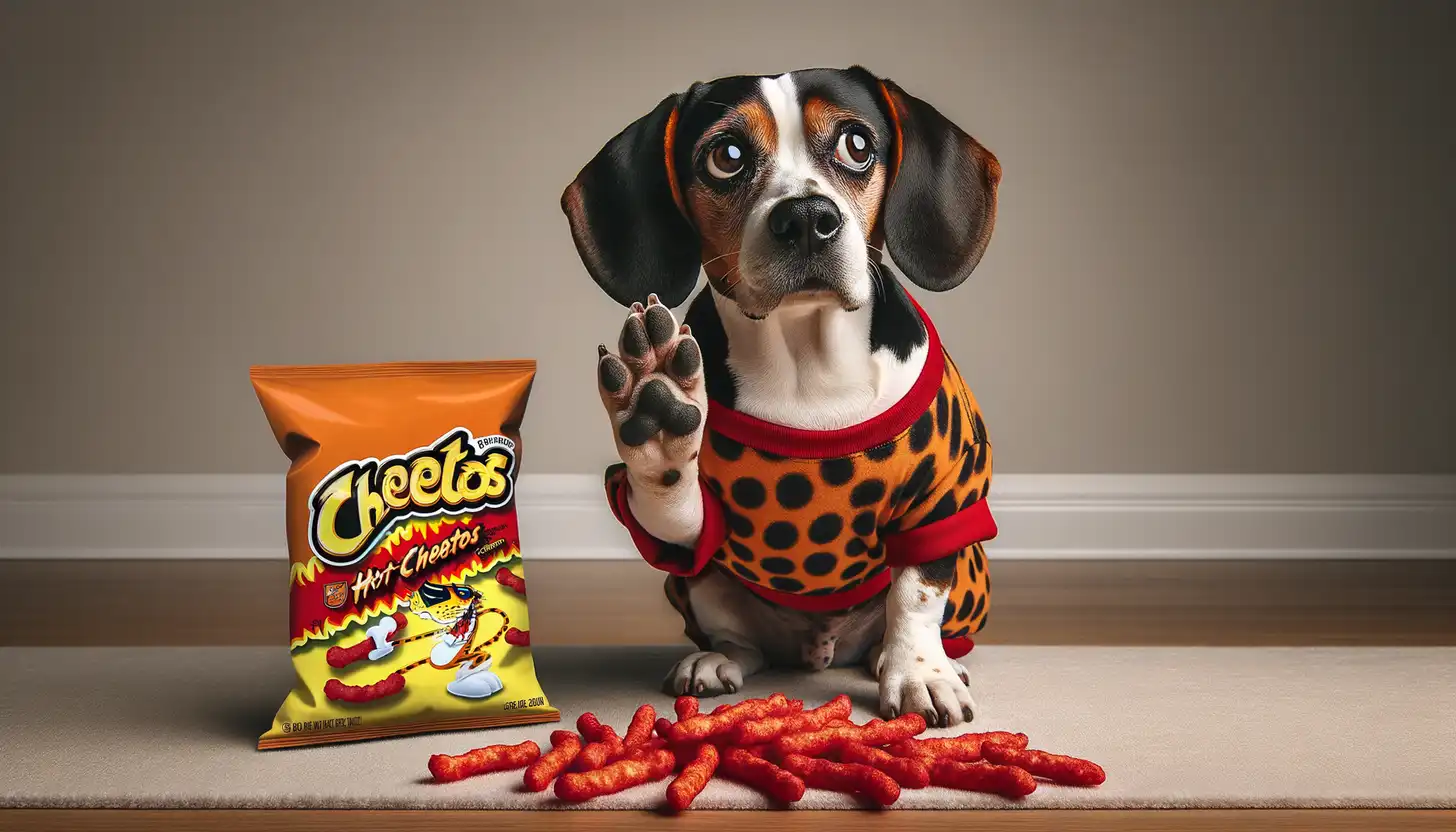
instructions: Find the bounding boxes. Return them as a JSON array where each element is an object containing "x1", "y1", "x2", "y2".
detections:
[
  {"x1": 859, "y1": 69, "x2": 1001, "y2": 292},
  {"x1": 561, "y1": 92, "x2": 702, "y2": 308}
]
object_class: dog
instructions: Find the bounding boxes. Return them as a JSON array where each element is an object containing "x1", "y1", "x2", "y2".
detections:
[{"x1": 561, "y1": 66, "x2": 1000, "y2": 727}]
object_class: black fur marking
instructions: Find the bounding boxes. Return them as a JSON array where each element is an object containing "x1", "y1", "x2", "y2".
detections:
[
  {"x1": 662, "y1": 468, "x2": 681, "y2": 487},
  {"x1": 867, "y1": 271, "x2": 928, "y2": 362},
  {"x1": 919, "y1": 552, "x2": 957, "y2": 589},
  {"x1": 685, "y1": 290, "x2": 737, "y2": 408}
]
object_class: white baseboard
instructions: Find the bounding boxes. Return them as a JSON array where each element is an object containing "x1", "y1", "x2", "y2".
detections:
[{"x1": 1, "y1": 473, "x2": 1452, "y2": 561}]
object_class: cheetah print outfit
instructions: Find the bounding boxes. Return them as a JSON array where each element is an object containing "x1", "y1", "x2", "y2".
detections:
[{"x1": 606, "y1": 301, "x2": 996, "y2": 659}]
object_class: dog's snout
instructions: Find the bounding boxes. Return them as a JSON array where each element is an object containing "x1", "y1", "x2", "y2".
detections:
[{"x1": 768, "y1": 196, "x2": 842, "y2": 256}]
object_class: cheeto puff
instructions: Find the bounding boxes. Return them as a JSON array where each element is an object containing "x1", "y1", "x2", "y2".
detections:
[
  {"x1": 325, "y1": 613, "x2": 407, "y2": 669},
  {"x1": 622, "y1": 704, "x2": 657, "y2": 749},
  {"x1": 494, "y1": 567, "x2": 527, "y2": 595},
  {"x1": 655, "y1": 717, "x2": 675, "y2": 741},
  {"x1": 428, "y1": 740, "x2": 540, "y2": 783},
  {"x1": 523, "y1": 733, "x2": 583, "y2": 792},
  {"x1": 554, "y1": 749, "x2": 676, "y2": 803},
  {"x1": 772, "y1": 713, "x2": 927, "y2": 758},
  {"x1": 732, "y1": 694, "x2": 852, "y2": 744},
  {"x1": 886, "y1": 731, "x2": 1029, "y2": 763},
  {"x1": 718, "y1": 747, "x2": 805, "y2": 804},
  {"x1": 576, "y1": 712, "x2": 607, "y2": 743},
  {"x1": 670, "y1": 694, "x2": 799, "y2": 743},
  {"x1": 929, "y1": 760, "x2": 1037, "y2": 798},
  {"x1": 981, "y1": 741, "x2": 1106, "y2": 786},
  {"x1": 666, "y1": 743, "x2": 720, "y2": 812},
  {"x1": 503, "y1": 627, "x2": 530, "y2": 647},
  {"x1": 323, "y1": 672, "x2": 405, "y2": 703},
  {"x1": 837, "y1": 742, "x2": 931, "y2": 789},
  {"x1": 780, "y1": 754, "x2": 901, "y2": 807},
  {"x1": 571, "y1": 726, "x2": 625, "y2": 772},
  {"x1": 674, "y1": 696, "x2": 700, "y2": 720}
]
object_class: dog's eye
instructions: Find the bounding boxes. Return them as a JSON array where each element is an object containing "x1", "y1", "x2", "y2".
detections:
[
  {"x1": 706, "y1": 139, "x2": 748, "y2": 180},
  {"x1": 834, "y1": 126, "x2": 874, "y2": 172}
]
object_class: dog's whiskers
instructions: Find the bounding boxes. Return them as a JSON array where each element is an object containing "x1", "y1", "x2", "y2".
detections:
[{"x1": 701, "y1": 249, "x2": 742, "y2": 269}]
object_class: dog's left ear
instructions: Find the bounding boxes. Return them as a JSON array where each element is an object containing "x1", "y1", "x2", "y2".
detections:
[
  {"x1": 858, "y1": 68, "x2": 1002, "y2": 292},
  {"x1": 561, "y1": 92, "x2": 702, "y2": 308}
]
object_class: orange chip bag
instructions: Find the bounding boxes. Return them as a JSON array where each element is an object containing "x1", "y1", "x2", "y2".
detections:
[{"x1": 250, "y1": 361, "x2": 559, "y2": 749}]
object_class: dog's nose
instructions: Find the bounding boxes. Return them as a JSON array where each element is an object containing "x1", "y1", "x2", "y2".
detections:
[{"x1": 768, "y1": 196, "x2": 842, "y2": 256}]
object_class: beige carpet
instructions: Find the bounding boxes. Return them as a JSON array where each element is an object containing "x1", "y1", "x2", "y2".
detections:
[{"x1": 1, "y1": 645, "x2": 1452, "y2": 810}]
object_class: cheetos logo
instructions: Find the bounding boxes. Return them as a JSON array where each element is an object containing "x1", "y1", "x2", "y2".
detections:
[{"x1": 307, "y1": 428, "x2": 517, "y2": 569}]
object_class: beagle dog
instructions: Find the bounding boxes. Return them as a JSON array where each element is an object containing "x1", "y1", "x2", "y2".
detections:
[{"x1": 562, "y1": 66, "x2": 1000, "y2": 727}]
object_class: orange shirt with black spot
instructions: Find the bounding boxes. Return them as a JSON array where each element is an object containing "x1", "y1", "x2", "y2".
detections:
[{"x1": 606, "y1": 302, "x2": 995, "y2": 659}]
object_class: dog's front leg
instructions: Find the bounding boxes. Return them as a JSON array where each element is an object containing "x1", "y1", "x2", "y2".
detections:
[
  {"x1": 597, "y1": 295, "x2": 707, "y2": 546},
  {"x1": 876, "y1": 555, "x2": 977, "y2": 727}
]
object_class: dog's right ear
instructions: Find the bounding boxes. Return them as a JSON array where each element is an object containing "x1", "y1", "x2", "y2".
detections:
[{"x1": 561, "y1": 93, "x2": 702, "y2": 308}]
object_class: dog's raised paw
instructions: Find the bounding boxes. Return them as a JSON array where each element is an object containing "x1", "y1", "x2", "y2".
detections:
[
  {"x1": 663, "y1": 651, "x2": 743, "y2": 697},
  {"x1": 596, "y1": 295, "x2": 706, "y2": 481}
]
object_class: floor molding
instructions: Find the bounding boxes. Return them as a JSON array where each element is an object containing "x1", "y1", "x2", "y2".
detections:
[{"x1": 1, "y1": 473, "x2": 1452, "y2": 561}]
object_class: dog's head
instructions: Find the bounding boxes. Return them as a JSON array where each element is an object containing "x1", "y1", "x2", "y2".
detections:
[{"x1": 562, "y1": 67, "x2": 1000, "y2": 318}]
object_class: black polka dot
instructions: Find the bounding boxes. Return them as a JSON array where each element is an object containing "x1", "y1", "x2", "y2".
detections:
[
  {"x1": 775, "y1": 473, "x2": 814, "y2": 510},
  {"x1": 974, "y1": 441, "x2": 989, "y2": 474},
  {"x1": 709, "y1": 432, "x2": 744, "y2": 461},
  {"x1": 845, "y1": 537, "x2": 867, "y2": 557},
  {"x1": 731, "y1": 561, "x2": 760, "y2": 583},
  {"x1": 852, "y1": 510, "x2": 876, "y2": 537},
  {"x1": 728, "y1": 539, "x2": 756, "y2": 562},
  {"x1": 921, "y1": 492, "x2": 960, "y2": 526},
  {"x1": 970, "y1": 592, "x2": 986, "y2": 621},
  {"x1": 727, "y1": 510, "x2": 755, "y2": 538},
  {"x1": 706, "y1": 477, "x2": 724, "y2": 496},
  {"x1": 956, "y1": 591, "x2": 978, "y2": 621},
  {"x1": 935, "y1": 389, "x2": 949, "y2": 437},
  {"x1": 865, "y1": 440, "x2": 896, "y2": 461},
  {"x1": 770, "y1": 576, "x2": 805, "y2": 592},
  {"x1": 865, "y1": 564, "x2": 887, "y2": 581},
  {"x1": 808, "y1": 513, "x2": 843, "y2": 544},
  {"x1": 973, "y1": 545, "x2": 986, "y2": 574},
  {"x1": 841, "y1": 560, "x2": 868, "y2": 580},
  {"x1": 942, "y1": 600, "x2": 955, "y2": 626},
  {"x1": 906, "y1": 457, "x2": 937, "y2": 503},
  {"x1": 763, "y1": 521, "x2": 798, "y2": 550},
  {"x1": 820, "y1": 457, "x2": 855, "y2": 486},
  {"x1": 843, "y1": 577, "x2": 864, "y2": 591},
  {"x1": 804, "y1": 552, "x2": 838, "y2": 576},
  {"x1": 949, "y1": 398, "x2": 962, "y2": 456},
  {"x1": 850, "y1": 479, "x2": 886, "y2": 508},
  {"x1": 909, "y1": 412, "x2": 934, "y2": 453},
  {"x1": 760, "y1": 556, "x2": 797, "y2": 575},
  {"x1": 731, "y1": 477, "x2": 766, "y2": 509},
  {"x1": 960, "y1": 486, "x2": 982, "y2": 510},
  {"x1": 946, "y1": 626, "x2": 970, "y2": 639},
  {"x1": 957, "y1": 445, "x2": 977, "y2": 485},
  {"x1": 973, "y1": 411, "x2": 987, "y2": 443},
  {"x1": 758, "y1": 449, "x2": 787, "y2": 462}
]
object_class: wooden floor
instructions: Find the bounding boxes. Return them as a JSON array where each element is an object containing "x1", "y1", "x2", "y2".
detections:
[{"x1": 4, "y1": 558, "x2": 1452, "y2": 831}]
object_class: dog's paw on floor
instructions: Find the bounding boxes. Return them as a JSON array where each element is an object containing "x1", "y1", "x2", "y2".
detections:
[{"x1": 663, "y1": 651, "x2": 744, "y2": 696}]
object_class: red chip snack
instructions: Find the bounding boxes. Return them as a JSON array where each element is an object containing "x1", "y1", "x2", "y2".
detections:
[
  {"x1": 733, "y1": 694, "x2": 852, "y2": 744},
  {"x1": 428, "y1": 740, "x2": 540, "y2": 783},
  {"x1": 323, "y1": 673, "x2": 405, "y2": 703},
  {"x1": 572, "y1": 726, "x2": 626, "y2": 773},
  {"x1": 523, "y1": 732, "x2": 584, "y2": 792},
  {"x1": 837, "y1": 742, "x2": 931, "y2": 788},
  {"x1": 555, "y1": 749, "x2": 677, "y2": 803},
  {"x1": 719, "y1": 747, "x2": 806, "y2": 804},
  {"x1": 675, "y1": 696, "x2": 701, "y2": 721},
  {"x1": 887, "y1": 731, "x2": 1029, "y2": 763},
  {"x1": 655, "y1": 717, "x2": 675, "y2": 740},
  {"x1": 929, "y1": 759, "x2": 1038, "y2": 798},
  {"x1": 622, "y1": 704, "x2": 657, "y2": 749},
  {"x1": 780, "y1": 754, "x2": 901, "y2": 806},
  {"x1": 252, "y1": 361, "x2": 558, "y2": 749},
  {"x1": 670, "y1": 694, "x2": 800, "y2": 743},
  {"x1": 773, "y1": 713, "x2": 927, "y2": 758},
  {"x1": 981, "y1": 741, "x2": 1107, "y2": 786},
  {"x1": 667, "y1": 743, "x2": 720, "y2": 812}
]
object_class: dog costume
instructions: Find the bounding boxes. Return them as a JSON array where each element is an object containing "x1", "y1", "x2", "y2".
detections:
[{"x1": 605, "y1": 299, "x2": 995, "y2": 659}]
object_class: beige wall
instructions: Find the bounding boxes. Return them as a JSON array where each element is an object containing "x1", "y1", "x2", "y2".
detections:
[{"x1": 2, "y1": 0, "x2": 1452, "y2": 475}]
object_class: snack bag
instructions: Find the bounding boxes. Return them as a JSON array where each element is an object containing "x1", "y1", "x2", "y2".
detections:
[{"x1": 250, "y1": 360, "x2": 558, "y2": 749}]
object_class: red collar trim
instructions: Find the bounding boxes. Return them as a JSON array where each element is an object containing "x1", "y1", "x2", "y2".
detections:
[{"x1": 704, "y1": 294, "x2": 944, "y2": 460}]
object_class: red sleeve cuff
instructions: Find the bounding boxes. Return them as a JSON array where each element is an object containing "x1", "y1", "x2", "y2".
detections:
[
  {"x1": 606, "y1": 468, "x2": 726, "y2": 577},
  {"x1": 882, "y1": 498, "x2": 998, "y2": 567}
]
